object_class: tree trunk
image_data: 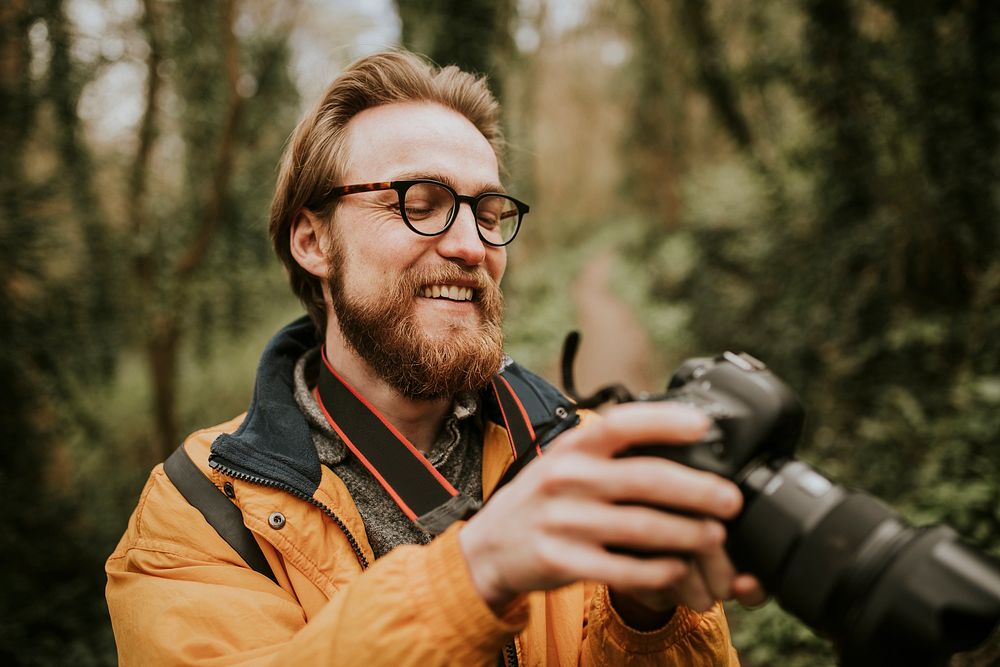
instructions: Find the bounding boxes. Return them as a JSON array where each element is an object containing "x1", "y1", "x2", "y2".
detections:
[
  {"x1": 135, "y1": 0, "x2": 242, "y2": 460},
  {"x1": 148, "y1": 318, "x2": 181, "y2": 460}
]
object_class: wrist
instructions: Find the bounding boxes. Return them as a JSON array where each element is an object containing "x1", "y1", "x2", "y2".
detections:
[{"x1": 458, "y1": 521, "x2": 517, "y2": 615}]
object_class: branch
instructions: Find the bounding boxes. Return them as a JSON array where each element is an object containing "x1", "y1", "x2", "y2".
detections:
[
  {"x1": 130, "y1": 0, "x2": 162, "y2": 281},
  {"x1": 0, "y1": 0, "x2": 33, "y2": 164},
  {"x1": 678, "y1": 0, "x2": 754, "y2": 150},
  {"x1": 46, "y1": 0, "x2": 110, "y2": 228},
  {"x1": 175, "y1": 0, "x2": 244, "y2": 278}
]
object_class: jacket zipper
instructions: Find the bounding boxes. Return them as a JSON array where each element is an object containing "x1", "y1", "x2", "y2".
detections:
[
  {"x1": 503, "y1": 638, "x2": 519, "y2": 667},
  {"x1": 210, "y1": 460, "x2": 371, "y2": 570}
]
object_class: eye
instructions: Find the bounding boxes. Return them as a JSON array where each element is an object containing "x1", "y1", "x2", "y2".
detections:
[
  {"x1": 476, "y1": 196, "x2": 512, "y2": 230},
  {"x1": 402, "y1": 182, "x2": 454, "y2": 225},
  {"x1": 477, "y1": 211, "x2": 500, "y2": 230},
  {"x1": 404, "y1": 201, "x2": 436, "y2": 220}
]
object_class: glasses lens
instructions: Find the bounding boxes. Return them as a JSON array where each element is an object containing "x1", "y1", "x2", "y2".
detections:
[
  {"x1": 476, "y1": 195, "x2": 521, "y2": 245},
  {"x1": 402, "y1": 182, "x2": 455, "y2": 235}
]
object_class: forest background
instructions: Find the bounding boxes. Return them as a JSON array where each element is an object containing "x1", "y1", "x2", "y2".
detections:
[{"x1": 1, "y1": 0, "x2": 998, "y2": 665}]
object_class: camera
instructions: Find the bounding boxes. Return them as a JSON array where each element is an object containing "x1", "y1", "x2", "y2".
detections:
[{"x1": 561, "y1": 334, "x2": 1000, "y2": 666}]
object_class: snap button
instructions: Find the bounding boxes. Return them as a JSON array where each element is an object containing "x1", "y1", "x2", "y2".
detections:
[
  {"x1": 268, "y1": 512, "x2": 286, "y2": 530},
  {"x1": 223, "y1": 482, "x2": 236, "y2": 498},
  {"x1": 554, "y1": 406, "x2": 569, "y2": 419}
]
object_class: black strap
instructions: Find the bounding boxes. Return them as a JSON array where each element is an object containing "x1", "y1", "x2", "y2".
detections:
[
  {"x1": 315, "y1": 348, "x2": 542, "y2": 535},
  {"x1": 492, "y1": 364, "x2": 581, "y2": 492},
  {"x1": 316, "y1": 355, "x2": 460, "y2": 520},
  {"x1": 164, "y1": 445, "x2": 278, "y2": 584},
  {"x1": 490, "y1": 374, "x2": 537, "y2": 456}
]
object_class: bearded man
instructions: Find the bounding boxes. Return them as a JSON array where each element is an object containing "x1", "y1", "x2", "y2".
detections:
[{"x1": 106, "y1": 50, "x2": 763, "y2": 666}]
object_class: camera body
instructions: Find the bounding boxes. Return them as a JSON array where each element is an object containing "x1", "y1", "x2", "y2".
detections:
[
  {"x1": 621, "y1": 352, "x2": 1000, "y2": 667},
  {"x1": 621, "y1": 350, "x2": 802, "y2": 479}
]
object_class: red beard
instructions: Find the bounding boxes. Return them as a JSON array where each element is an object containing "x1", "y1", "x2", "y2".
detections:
[{"x1": 326, "y1": 238, "x2": 505, "y2": 400}]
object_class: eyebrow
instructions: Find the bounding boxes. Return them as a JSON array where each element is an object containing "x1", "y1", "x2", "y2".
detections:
[{"x1": 391, "y1": 171, "x2": 506, "y2": 195}]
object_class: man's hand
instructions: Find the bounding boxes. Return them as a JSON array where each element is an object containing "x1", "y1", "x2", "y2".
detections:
[
  {"x1": 459, "y1": 401, "x2": 765, "y2": 617},
  {"x1": 608, "y1": 551, "x2": 767, "y2": 629}
]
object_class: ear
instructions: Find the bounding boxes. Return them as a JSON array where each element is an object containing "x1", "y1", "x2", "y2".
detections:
[{"x1": 289, "y1": 209, "x2": 330, "y2": 279}]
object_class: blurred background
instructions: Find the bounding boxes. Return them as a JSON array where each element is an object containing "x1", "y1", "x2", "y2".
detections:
[{"x1": 1, "y1": 0, "x2": 998, "y2": 664}]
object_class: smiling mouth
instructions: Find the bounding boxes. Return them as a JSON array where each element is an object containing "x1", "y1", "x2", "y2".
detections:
[{"x1": 419, "y1": 284, "x2": 475, "y2": 302}]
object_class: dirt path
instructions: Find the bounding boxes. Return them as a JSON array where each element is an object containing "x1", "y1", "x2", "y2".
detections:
[{"x1": 569, "y1": 250, "x2": 662, "y2": 397}]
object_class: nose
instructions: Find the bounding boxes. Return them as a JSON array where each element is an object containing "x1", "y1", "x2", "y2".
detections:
[{"x1": 436, "y1": 202, "x2": 487, "y2": 266}]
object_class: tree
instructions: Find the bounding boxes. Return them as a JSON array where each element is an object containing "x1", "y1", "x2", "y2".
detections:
[
  {"x1": 394, "y1": 0, "x2": 515, "y2": 84},
  {"x1": 0, "y1": 0, "x2": 302, "y2": 660},
  {"x1": 123, "y1": 0, "x2": 301, "y2": 459},
  {"x1": 0, "y1": 1, "x2": 118, "y2": 662}
]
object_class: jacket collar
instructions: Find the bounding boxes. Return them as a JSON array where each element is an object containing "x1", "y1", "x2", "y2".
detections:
[{"x1": 210, "y1": 316, "x2": 325, "y2": 497}]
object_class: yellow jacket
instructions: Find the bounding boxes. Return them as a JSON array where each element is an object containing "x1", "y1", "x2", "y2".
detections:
[{"x1": 106, "y1": 319, "x2": 738, "y2": 666}]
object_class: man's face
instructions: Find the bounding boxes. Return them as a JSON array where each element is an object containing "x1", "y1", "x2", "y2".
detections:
[{"x1": 325, "y1": 101, "x2": 508, "y2": 400}]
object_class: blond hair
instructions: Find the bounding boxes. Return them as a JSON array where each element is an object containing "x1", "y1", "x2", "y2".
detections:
[{"x1": 269, "y1": 50, "x2": 504, "y2": 332}]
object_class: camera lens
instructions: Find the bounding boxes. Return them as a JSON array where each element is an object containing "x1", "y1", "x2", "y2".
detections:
[{"x1": 730, "y1": 459, "x2": 1000, "y2": 667}]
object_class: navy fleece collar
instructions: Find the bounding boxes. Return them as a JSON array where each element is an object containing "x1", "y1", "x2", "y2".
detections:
[{"x1": 210, "y1": 316, "x2": 325, "y2": 497}]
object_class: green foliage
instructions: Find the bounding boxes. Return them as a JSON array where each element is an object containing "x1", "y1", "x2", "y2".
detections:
[
  {"x1": 726, "y1": 601, "x2": 836, "y2": 667},
  {"x1": 0, "y1": 0, "x2": 300, "y2": 662},
  {"x1": 503, "y1": 236, "x2": 588, "y2": 374},
  {"x1": 0, "y1": 1, "x2": 117, "y2": 663},
  {"x1": 394, "y1": 0, "x2": 514, "y2": 83}
]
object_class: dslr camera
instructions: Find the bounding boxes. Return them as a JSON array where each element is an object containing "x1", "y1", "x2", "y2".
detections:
[{"x1": 561, "y1": 334, "x2": 1000, "y2": 666}]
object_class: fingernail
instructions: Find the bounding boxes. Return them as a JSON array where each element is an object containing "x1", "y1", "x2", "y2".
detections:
[
  {"x1": 670, "y1": 404, "x2": 710, "y2": 429},
  {"x1": 706, "y1": 521, "x2": 726, "y2": 546},
  {"x1": 718, "y1": 485, "x2": 742, "y2": 514}
]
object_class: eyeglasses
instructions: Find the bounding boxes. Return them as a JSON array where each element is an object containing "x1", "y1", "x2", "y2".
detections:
[{"x1": 326, "y1": 179, "x2": 528, "y2": 247}]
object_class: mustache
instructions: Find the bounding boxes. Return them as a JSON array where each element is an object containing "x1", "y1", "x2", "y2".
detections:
[{"x1": 403, "y1": 265, "x2": 499, "y2": 296}]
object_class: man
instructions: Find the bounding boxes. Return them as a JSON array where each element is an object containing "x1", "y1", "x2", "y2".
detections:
[{"x1": 106, "y1": 50, "x2": 763, "y2": 665}]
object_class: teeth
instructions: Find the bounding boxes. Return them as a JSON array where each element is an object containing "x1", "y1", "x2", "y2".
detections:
[{"x1": 421, "y1": 285, "x2": 473, "y2": 301}]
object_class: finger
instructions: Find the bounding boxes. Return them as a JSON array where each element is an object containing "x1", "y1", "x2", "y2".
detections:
[
  {"x1": 560, "y1": 402, "x2": 711, "y2": 456},
  {"x1": 731, "y1": 574, "x2": 769, "y2": 608},
  {"x1": 601, "y1": 457, "x2": 743, "y2": 519},
  {"x1": 542, "y1": 499, "x2": 726, "y2": 554},
  {"x1": 535, "y1": 538, "x2": 690, "y2": 592},
  {"x1": 669, "y1": 564, "x2": 715, "y2": 613},
  {"x1": 532, "y1": 453, "x2": 743, "y2": 519},
  {"x1": 693, "y1": 546, "x2": 736, "y2": 600}
]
